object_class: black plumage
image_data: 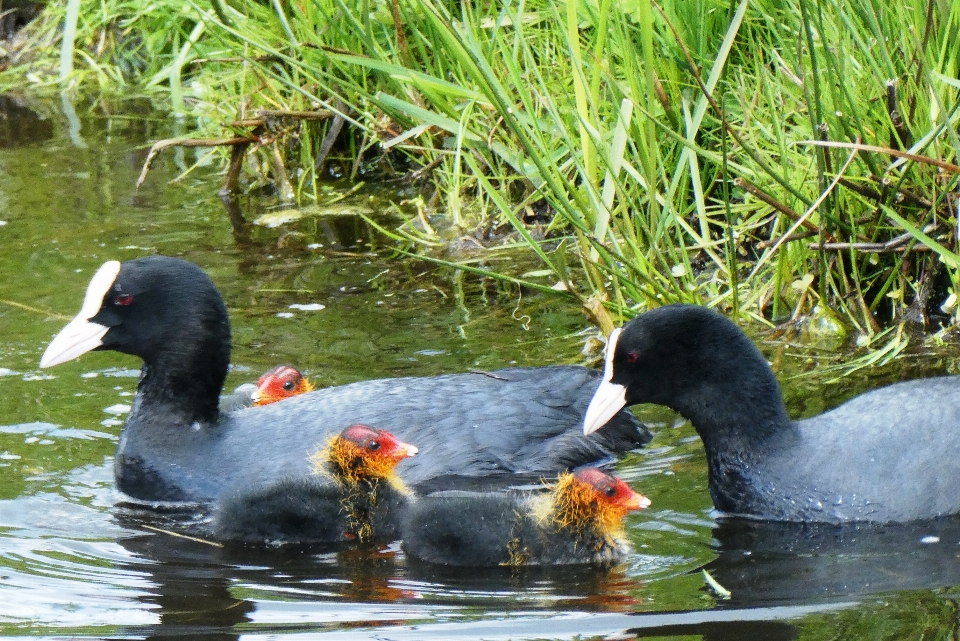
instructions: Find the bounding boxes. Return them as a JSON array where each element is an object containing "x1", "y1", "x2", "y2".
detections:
[
  {"x1": 41, "y1": 256, "x2": 651, "y2": 542},
  {"x1": 402, "y1": 468, "x2": 647, "y2": 566},
  {"x1": 585, "y1": 303, "x2": 960, "y2": 523}
]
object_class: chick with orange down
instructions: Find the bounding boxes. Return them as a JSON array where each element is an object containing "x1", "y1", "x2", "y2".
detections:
[
  {"x1": 219, "y1": 365, "x2": 314, "y2": 412},
  {"x1": 402, "y1": 468, "x2": 650, "y2": 566},
  {"x1": 212, "y1": 424, "x2": 417, "y2": 545},
  {"x1": 252, "y1": 365, "x2": 315, "y2": 406}
]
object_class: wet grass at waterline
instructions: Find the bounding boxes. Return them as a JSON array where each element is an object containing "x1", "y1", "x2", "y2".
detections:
[{"x1": 5, "y1": 0, "x2": 960, "y2": 344}]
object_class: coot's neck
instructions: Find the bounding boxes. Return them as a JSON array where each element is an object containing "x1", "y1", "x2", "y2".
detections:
[
  {"x1": 131, "y1": 330, "x2": 230, "y2": 426},
  {"x1": 666, "y1": 359, "x2": 794, "y2": 515},
  {"x1": 660, "y1": 342, "x2": 795, "y2": 457},
  {"x1": 677, "y1": 381, "x2": 790, "y2": 446}
]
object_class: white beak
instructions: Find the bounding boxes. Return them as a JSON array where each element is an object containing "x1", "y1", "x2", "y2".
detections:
[
  {"x1": 582, "y1": 379, "x2": 628, "y2": 435},
  {"x1": 39, "y1": 261, "x2": 121, "y2": 368},
  {"x1": 583, "y1": 328, "x2": 628, "y2": 435}
]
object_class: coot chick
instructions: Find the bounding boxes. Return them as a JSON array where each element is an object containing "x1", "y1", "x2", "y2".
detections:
[
  {"x1": 252, "y1": 364, "x2": 315, "y2": 406},
  {"x1": 39, "y1": 257, "x2": 650, "y2": 540},
  {"x1": 218, "y1": 365, "x2": 314, "y2": 412},
  {"x1": 402, "y1": 467, "x2": 649, "y2": 566},
  {"x1": 212, "y1": 424, "x2": 416, "y2": 544},
  {"x1": 583, "y1": 303, "x2": 960, "y2": 523}
]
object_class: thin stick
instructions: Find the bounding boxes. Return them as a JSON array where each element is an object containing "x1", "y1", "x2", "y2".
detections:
[
  {"x1": 736, "y1": 177, "x2": 819, "y2": 232},
  {"x1": 808, "y1": 242, "x2": 931, "y2": 253},
  {"x1": 138, "y1": 108, "x2": 335, "y2": 190},
  {"x1": 798, "y1": 140, "x2": 960, "y2": 174},
  {"x1": 140, "y1": 525, "x2": 224, "y2": 547},
  {"x1": 756, "y1": 229, "x2": 820, "y2": 248},
  {"x1": 0, "y1": 300, "x2": 71, "y2": 320},
  {"x1": 227, "y1": 109, "x2": 335, "y2": 128},
  {"x1": 809, "y1": 226, "x2": 937, "y2": 252},
  {"x1": 867, "y1": 174, "x2": 934, "y2": 208},
  {"x1": 137, "y1": 136, "x2": 255, "y2": 190}
]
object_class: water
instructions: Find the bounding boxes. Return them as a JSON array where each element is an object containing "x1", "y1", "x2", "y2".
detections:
[{"x1": 1, "y1": 97, "x2": 959, "y2": 639}]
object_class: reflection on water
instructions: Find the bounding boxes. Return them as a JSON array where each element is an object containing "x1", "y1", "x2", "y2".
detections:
[
  {"x1": 0, "y1": 95, "x2": 54, "y2": 148},
  {"x1": 2, "y1": 97, "x2": 960, "y2": 639},
  {"x1": 708, "y1": 516, "x2": 960, "y2": 606}
]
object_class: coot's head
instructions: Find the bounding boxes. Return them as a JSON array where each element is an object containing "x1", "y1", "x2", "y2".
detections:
[
  {"x1": 252, "y1": 365, "x2": 315, "y2": 406},
  {"x1": 582, "y1": 304, "x2": 780, "y2": 436},
  {"x1": 40, "y1": 256, "x2": 229, "y2": 367},
  {"x1": 549, "y1": 467, "x2": 650, "y2": 534},
  {"x1": 40, "y1": 257, "x2": 231, "y2": 421},
  {"x1": 317, "y1": 424, "x2": 419, "y2": 488}
]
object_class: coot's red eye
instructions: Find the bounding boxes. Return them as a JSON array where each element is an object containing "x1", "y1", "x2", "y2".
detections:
[
  {"x1": 625, "y1": 352, "x2": 639, "y2": 363},
  {"x1": 115, "y1": 293, "x2": 133, "y2": 306}
]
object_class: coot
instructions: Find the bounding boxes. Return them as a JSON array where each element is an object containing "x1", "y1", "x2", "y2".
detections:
[
  {"x1": 402, "y1": 467, "x2": 649, "y2": 566},
  {"x1": 40, "y1": 257, "x2": 650, "y2": 539},
  {"x1": 582, "y1": 303, "x2": 960, "y2": 523},
  {"x1": 218, "y1": 365, "x2": 313, "y2": 412},
  {"x1": 212, "y1": 423, "x2": 416, "y2": 544},
  {"x1": 251, "y1": 364, "x2": 315, "y2": 406}
]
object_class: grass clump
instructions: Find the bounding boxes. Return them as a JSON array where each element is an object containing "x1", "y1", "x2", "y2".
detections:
[{"x1": 7, "y1": 0, "x2": 960, "y2": 343}]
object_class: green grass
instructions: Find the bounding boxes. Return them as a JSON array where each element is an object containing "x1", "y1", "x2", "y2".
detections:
[{"x1": 5, "y1": 0, "x2": 960, "y2": 341}]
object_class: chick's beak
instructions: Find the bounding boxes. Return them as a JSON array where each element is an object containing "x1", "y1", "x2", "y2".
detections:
[
  {"x1": 394, "y1": 442, "x2": 419, "y2": 459},
  {"x1": 622, "y1": 488, "x2": 652, "y2": 511}
]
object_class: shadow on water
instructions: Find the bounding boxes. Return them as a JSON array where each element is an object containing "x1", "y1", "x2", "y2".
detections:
[
  {"x1": 0, "y1": 95, "x2": 54, "y2": 147},
  {"x1": 111, "y1": 519, "x2": 649, "y2": 638},
  {"x1": 110, "y1": 530, "x2": 738, "y2": 640},
  {"x1": 106, "y1": 502, "x2": 960, "y2": 639},
  {"x1": 4, "y1": 97, "x2": 960, "y2": 640},
  {"x1": 707, "y1": 517, "x2": 960, "y2": 606}
]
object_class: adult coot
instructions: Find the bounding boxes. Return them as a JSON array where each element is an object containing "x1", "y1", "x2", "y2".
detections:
[
  {"x1": 582, "y1": 303, "x2": 960, "y2": 523},
  {"x1": 40, "y1": 257, "x2": 650, "y2": 539},
  {"x1": 402, "y1": 467, "x2": 649, "y2": 566},
  {"x1": 213, "y1": 423, "x2": 416, "y2": 544}
]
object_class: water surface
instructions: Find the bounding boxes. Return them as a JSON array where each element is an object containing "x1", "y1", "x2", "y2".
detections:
[{"x1": 1, "y1": 97, "x2": 959, "y2": 639}]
